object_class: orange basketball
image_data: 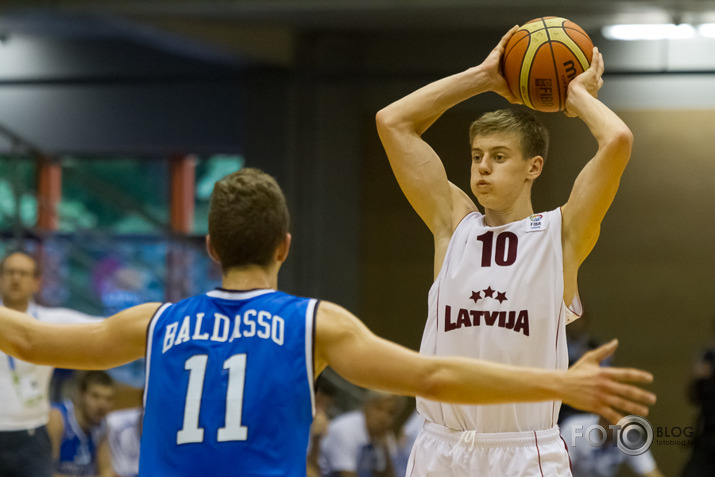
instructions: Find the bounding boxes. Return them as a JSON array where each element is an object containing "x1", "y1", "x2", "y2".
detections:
[{"x1": 502, "y1": 17, "x2": 593, "y2": 112}]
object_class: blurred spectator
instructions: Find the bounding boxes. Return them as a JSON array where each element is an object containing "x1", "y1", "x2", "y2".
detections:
[
  {"x1": 308, "y1": 377, "x2": 338, "y2": 477},
  {"x1": 97, "y1": 407, "x2": 142, "y2": 477},
  {"x1": 393, "y1": 410, "x2": 425, "y2": 477},
  {"x1": 682, "y1": 319, "x2": 715, "y2": 477},
  {"x1": 561, "y1": 413, "x2": 664, "y2": 477},
  {"x1": 93, "y1": 258, "x2": 148, "y2": 391},
  {"x1": 319, "y1": 391, "x2": 404, "y2": 477},
  {"x1": 559, "y1": 312, "x2": 607, "y2": 425},
  {"x1": 48, "y1": 371, "x2": 116, "y2": 476},
  {"x1": 0, "y1": 251, "x2": 103, "y2": 477}
]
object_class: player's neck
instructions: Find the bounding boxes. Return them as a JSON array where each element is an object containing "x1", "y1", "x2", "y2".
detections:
[
  {"x1": 75, "y1": 404, "x2": 92, "y2": 434},
  {"x1": 484, "y1": 202, "x2": 534, "y2": 226},
  {"x1": 0, "y1": 296, "x2": 31, "y2": 313},
  {"x1": 221, "y1": 264, "x2": 278, "y2": 291},
  {"x1": 481, "y1": 182, "x2": 535, "y2": 226}
]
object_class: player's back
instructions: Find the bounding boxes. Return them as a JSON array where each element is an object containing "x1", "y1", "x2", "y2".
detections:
[{"x1": 141, "y1": 288, "x2": 318, "y2": 476}]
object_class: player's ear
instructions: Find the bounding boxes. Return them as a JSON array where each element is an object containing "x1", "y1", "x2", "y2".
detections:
[
  {"x1": 275, "y1": 233, "x2": 292, "y2": 264},
  {"x1": 527, "y1": 155, "x2": 544, "y2": 180},
  {"x1": 205, "y1": 235, "x2": 221, "y2": 264}
]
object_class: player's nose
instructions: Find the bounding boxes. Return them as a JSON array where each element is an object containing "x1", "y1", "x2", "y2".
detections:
[{"x1": 478, "y1": 158, "x2": 492, "y2": 173}]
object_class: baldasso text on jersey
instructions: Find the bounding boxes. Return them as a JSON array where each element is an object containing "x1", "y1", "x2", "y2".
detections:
[{"x1": 162, "y1": 309, "x2": 285, "y2": 353}]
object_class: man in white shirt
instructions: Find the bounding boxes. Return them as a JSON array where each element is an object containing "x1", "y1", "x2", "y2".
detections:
[
  {"x1": 97, "y1": 407, "x2": 142, "y2": 477},
  {"x1": 0, "y1": 251, "x2": 101, "y2": 477},
  {"x1": 320, "y1": 392, "x2": 404, "y2": 477}
]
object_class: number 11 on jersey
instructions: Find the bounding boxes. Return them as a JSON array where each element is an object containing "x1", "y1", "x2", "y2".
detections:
[{"x1": 177, "y1": 353, "x2": 249, "y2": 445}]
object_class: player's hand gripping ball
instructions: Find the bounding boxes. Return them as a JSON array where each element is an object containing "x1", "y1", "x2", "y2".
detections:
[{"x1": 502, "y1": 17, "x2": 593, "y2": 112}]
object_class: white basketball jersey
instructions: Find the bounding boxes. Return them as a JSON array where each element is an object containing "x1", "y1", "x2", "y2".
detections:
[{"x1": 417, "y1": 208, "x2": 579, "y2": 433}]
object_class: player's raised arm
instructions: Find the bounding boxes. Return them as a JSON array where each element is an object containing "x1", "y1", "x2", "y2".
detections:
[
  {"x1": 314, "y1": 301, "x2": 655, "y2": 423},
  {"x1": 561, "y1": 48, "x2": 634, "y2": 273},
  {"x1": 375, "y1": 27, "x2": 520, "y2": 241},
  {"x1": 0, "y1": 302, "x2": 161, "y2": 370}
]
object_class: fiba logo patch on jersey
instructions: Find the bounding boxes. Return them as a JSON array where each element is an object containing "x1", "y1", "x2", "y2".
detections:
[{"x1": 526, "y1": 213, "x2": 546, "y2": 232}]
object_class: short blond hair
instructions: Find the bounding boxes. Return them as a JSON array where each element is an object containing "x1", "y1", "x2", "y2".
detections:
[{"x1": 469, "y1": 108, "x2": 549, "y2": 160}]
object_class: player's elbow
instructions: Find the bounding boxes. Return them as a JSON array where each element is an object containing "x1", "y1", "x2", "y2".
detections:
[
  {"x1": 375, "y1": 106, "x2": 410, "y2": 136},
  {"x1": 415, "y1": 360, "x2": 455, "y2": 402},
  {"x1": 375, "y1": 108, "x2": 396, "y2": 133},
  {"x1": 605, "y1": 127, "x2": 634, "y2": 163},
  {"x1": 615, "y1": 126, "x2": 634, "y2": 151},
  {"x1": 11, "y1": 330, "x2": 39, "y2": 364}
]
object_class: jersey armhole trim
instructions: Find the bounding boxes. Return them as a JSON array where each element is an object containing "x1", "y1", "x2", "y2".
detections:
[
  {"x1": 143, "y1": 302, "x2": 173, "y2": 408},
  {"x1": 306, "y1": 299, "x2": 319, "y2": 417}
]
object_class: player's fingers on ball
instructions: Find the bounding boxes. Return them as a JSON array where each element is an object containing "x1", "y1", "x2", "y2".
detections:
[
  {"x1": 590, "y1": 49, "x2": 602, "y2": 70},
  {"x1": 505, "y1": 92, "x2": 522, "y2": 104},
  {"x1": 500, "y1": 25, "x2": 519, "y2": 44}
]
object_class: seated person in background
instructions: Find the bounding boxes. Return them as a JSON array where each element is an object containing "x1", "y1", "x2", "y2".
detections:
[
  {"x1": 393, "y1": 410, "x2": 425, "y2": 477},
  {"x1": 559, "y1": 311, "x2": 608, "y2": 425},
  {"x1": 97, "y1": 406, "x2": 142, "y2": 477},
  {"x1": 308, "y1": 377, "x2": 338, "y2": 477},
  {"x1": 560, "y1": 412, "x2": 664, "y2": 477},
  {"x1": 681, "y1": 317, "x2": 715, "y2": 477},
  {"x1": 319, "y1": 391, "x2": 404, "y2": 477},
  {"x1": 48, "y1": 371, "x2": 115, "y2": 477}
]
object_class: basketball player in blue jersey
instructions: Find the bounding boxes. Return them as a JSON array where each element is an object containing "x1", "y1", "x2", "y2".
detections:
[
  {"x1": 48, "y1": 371, "x2": 115, "y2": 477},
  {"x1": 377, "y1": 24, "x2": 633, "y2": 476},
  {"x1": 0, "y1": 168, "x2": 653, "y2": 477}
]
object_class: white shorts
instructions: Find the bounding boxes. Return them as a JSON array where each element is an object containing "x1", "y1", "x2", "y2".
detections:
[{"x1": 405, "y1": 422, "x2": 572, "y2": 477}]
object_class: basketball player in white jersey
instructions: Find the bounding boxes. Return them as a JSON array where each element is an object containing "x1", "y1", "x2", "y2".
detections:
[{"x1": 376, "y1": 25, "x2": 633, "y2": 475}]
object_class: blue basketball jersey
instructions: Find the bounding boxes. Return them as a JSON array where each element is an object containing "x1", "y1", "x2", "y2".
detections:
[
  {"x1": 141, "y1": 289, "x2": 317, "y2": 477},
  {"x1": 53, "y1": 400, "x2": 105, "y2": 476}
]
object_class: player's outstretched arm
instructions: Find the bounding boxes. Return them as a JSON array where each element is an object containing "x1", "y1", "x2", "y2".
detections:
[
  {"x1": 561, "y1": 48, "x2": 634, "y2": 273},
  {"x1": 375, "y1": 27, "x2": 520, "y2": 240},
  {"x1": 315, "y1": 301, "x2": 655, "y2": 423},
  {"x1": 0, "y1": 303, "x2": 161, "y2": 370}
]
